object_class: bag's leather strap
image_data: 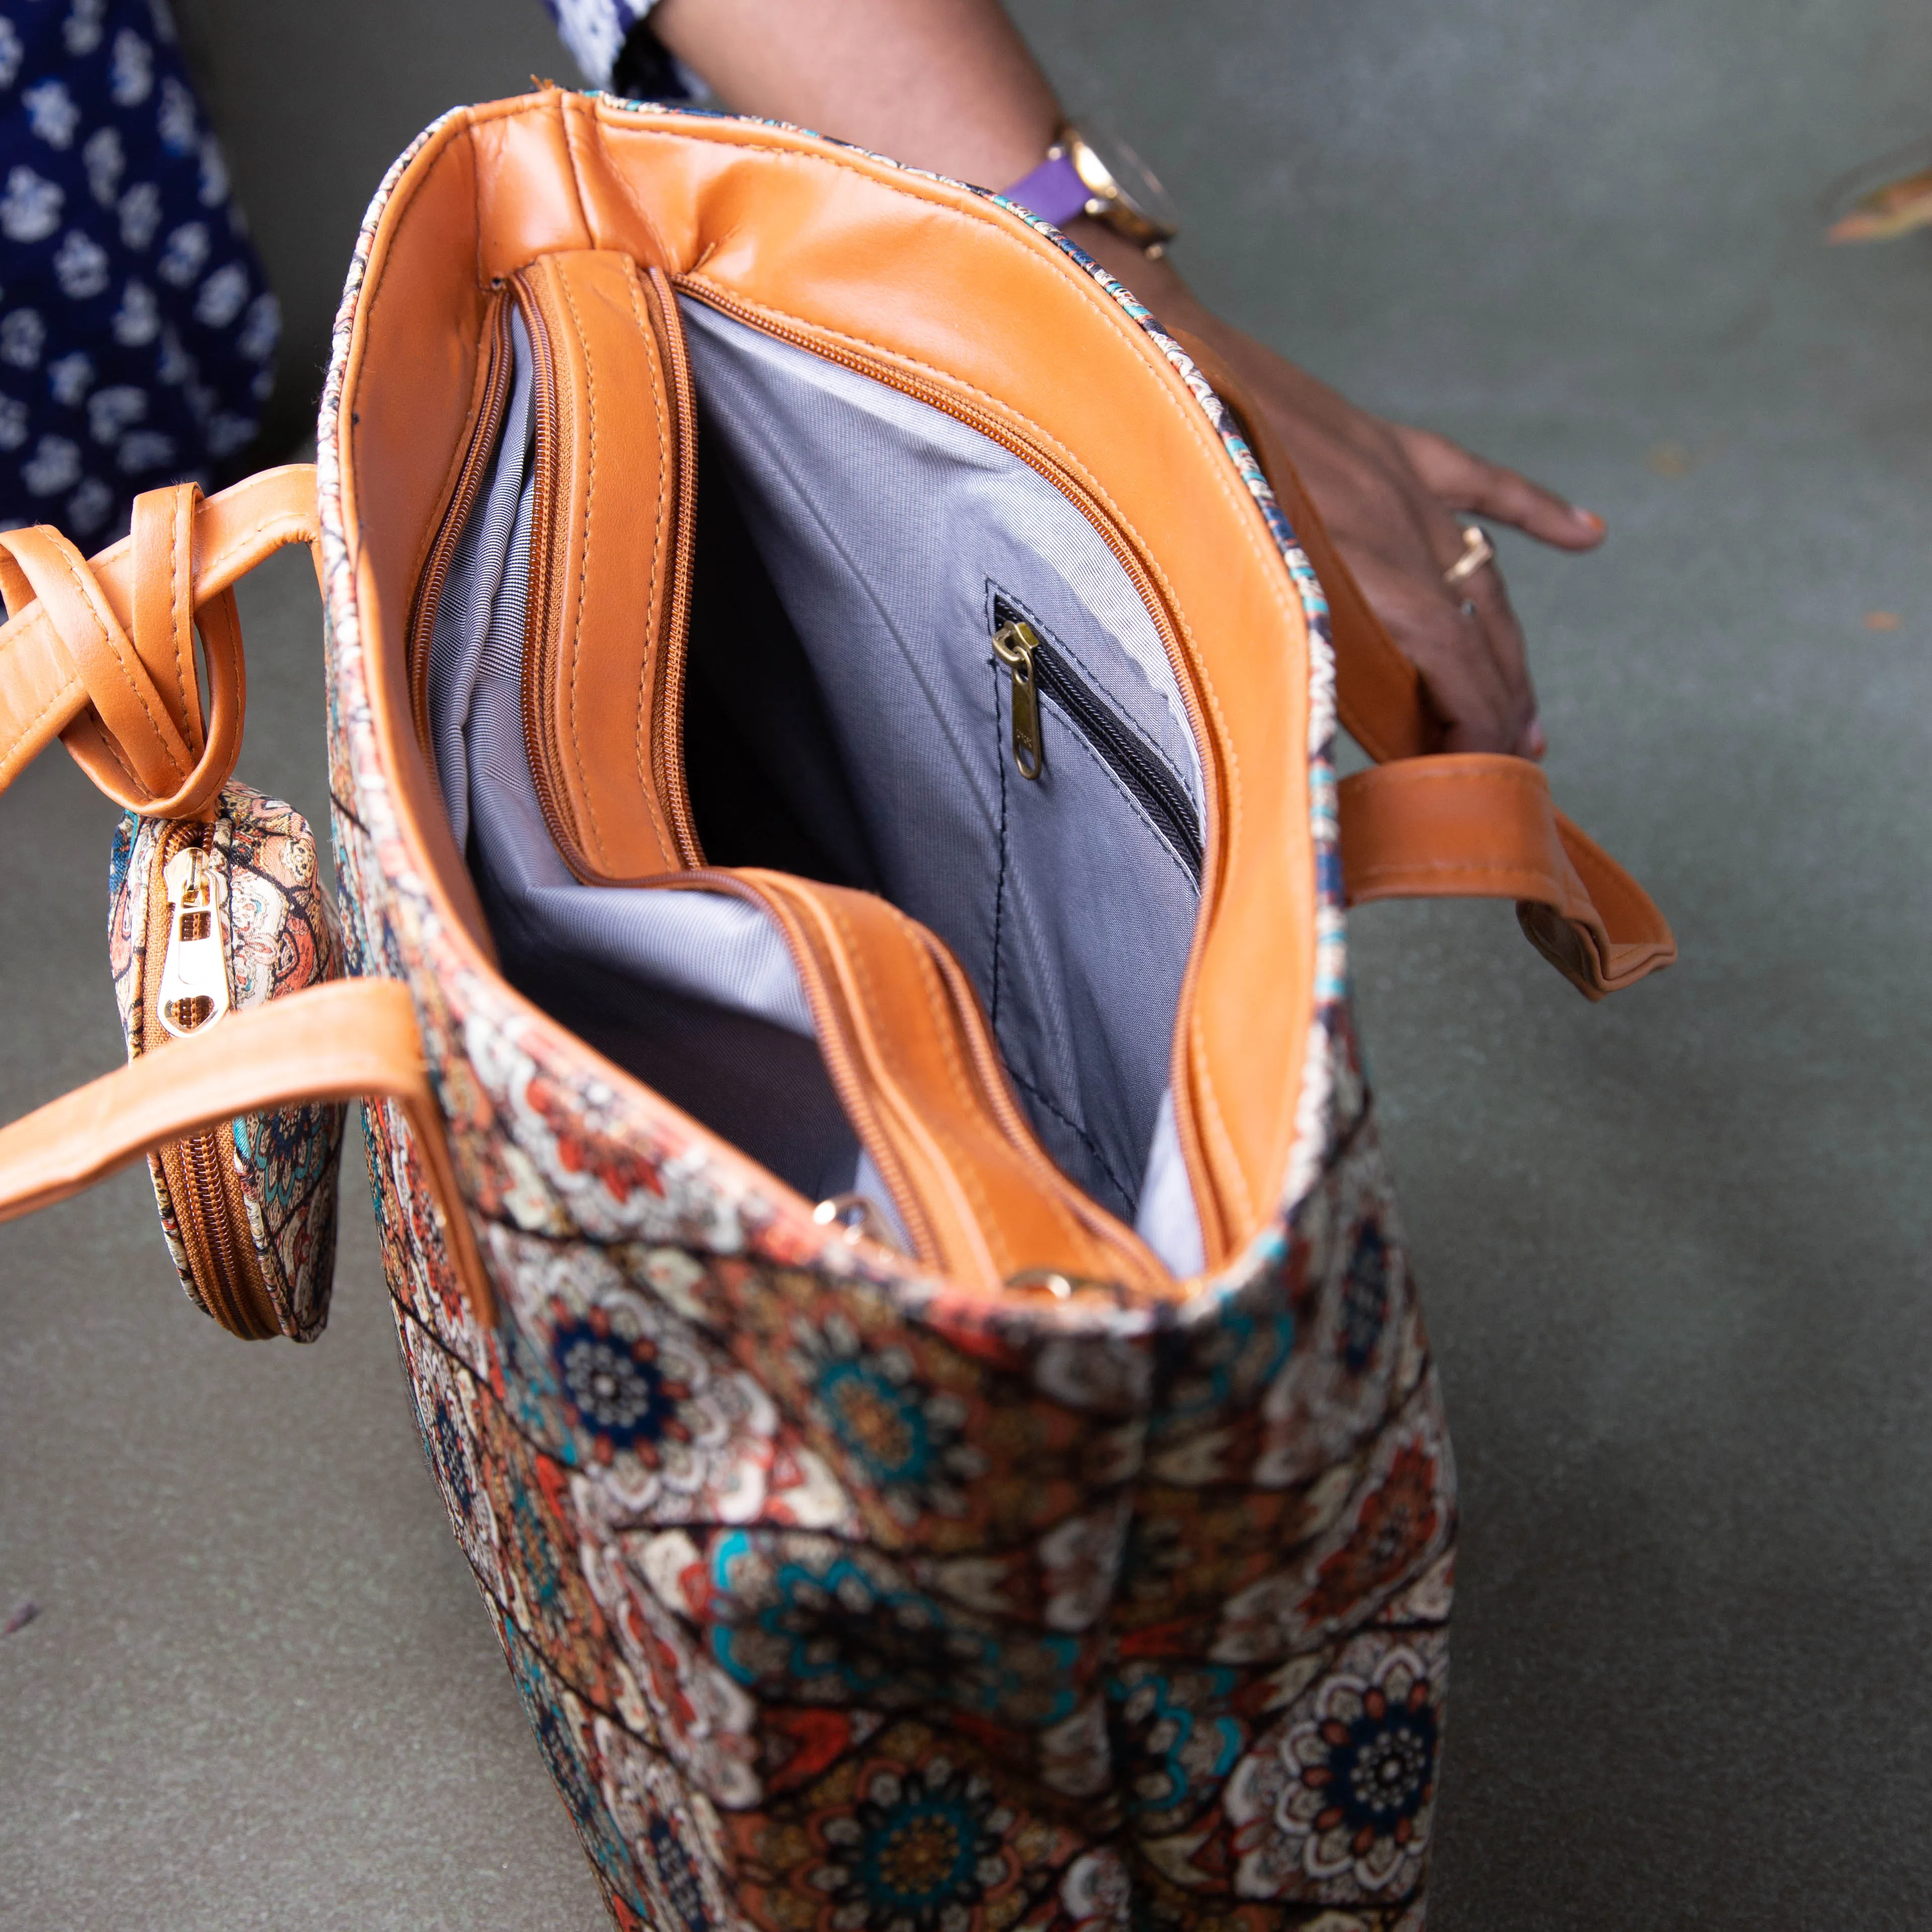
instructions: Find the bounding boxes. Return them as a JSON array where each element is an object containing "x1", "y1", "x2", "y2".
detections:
[
  {"x1": 0, "y1": 465, "x2": 318, "y2": 816},
  {"x1": 708, "y1": 869, "x2": 1174, "y2": 1297},
  {"x1": 0, "y1": 979, "x2": 494, "y2": 1326},
  {"x1": 1338, "y1": 755, "x2": 1679, "y2": 993},
  {"x1": 1171, "y1": 329, "x2": 1674, "y2": 999}
]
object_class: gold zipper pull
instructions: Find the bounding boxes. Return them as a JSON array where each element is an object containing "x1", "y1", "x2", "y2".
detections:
[
  {"x1": 992, "y1": 618, "x2": 1045, "y2": 780},
  {"x1": 156, "y1": 842, "x2": 231, "y2": 1039}
]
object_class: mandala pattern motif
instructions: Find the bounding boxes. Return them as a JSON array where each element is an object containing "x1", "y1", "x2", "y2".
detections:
[
  {"x1": 302, "y1": 95, "x2": 1457, "y2": 1930},
  {"x1": 108, "y1": 782, "x2": 343, "y2": 1337}
]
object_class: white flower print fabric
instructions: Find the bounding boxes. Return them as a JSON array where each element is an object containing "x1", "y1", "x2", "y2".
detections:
[{"x1": 0, "y1": 0, "x2": 277, "y2": 539}]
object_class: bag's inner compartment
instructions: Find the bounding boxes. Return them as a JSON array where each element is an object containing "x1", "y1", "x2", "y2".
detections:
[{"x1": 427, "y1": 290, "x2": 1205, "y2": 1272}]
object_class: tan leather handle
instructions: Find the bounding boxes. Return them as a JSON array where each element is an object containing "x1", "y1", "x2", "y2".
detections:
[
  {"x1": 674, "y1": 869, "x2": 1175, "y2": 1295},
  {"x1": 0, "y1": 464, "x2": 318, "y2": 813},
  {"x1": 1171, "y1": 328, "x2": 1674, "y2": 996},
  {"x1": 1336, "y1": 757, "x2": 1675, "y2": 998},
  {"x1": 0, "y1": 979, "x2": 494, "y2": 1326}
]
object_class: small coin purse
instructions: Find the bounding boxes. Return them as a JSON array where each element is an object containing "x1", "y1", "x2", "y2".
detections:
[{"x1": 107, "y1": 781, "x2": 345, "y2": 1340}]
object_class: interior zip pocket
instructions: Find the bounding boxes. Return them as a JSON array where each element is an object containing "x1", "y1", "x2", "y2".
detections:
[{"x1": 990, "y1": 590, "x2": 1203, "y2": 886}]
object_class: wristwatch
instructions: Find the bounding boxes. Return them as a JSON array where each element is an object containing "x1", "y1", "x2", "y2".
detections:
[{"x1": 1001, "y1": 123, "x2": 1180, "y2": 257}]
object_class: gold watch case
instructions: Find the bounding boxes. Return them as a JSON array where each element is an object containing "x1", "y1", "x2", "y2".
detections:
[{"x1": 1060, "y1": 122, "x2": 1181, "y2": 256}]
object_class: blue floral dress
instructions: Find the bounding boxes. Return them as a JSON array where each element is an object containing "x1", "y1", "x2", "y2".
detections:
[
  {"x1": 0, "y1": 0, "x2": 275, "y2": 540},
  {"x1": 540, "y1": 0, "x2": 682, "y2": 97}
]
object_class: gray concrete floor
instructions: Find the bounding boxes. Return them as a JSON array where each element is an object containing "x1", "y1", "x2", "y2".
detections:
[{"x1": 5, "y1": 2, "x2": 1931, "y2": 1926}]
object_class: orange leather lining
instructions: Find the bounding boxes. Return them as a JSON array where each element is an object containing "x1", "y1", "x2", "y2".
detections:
[{"x1": 343, "y1": 91, "x2": 1317, "y2": 1275}]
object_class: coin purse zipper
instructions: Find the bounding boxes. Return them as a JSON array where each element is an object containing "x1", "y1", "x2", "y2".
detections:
[{"x1": 139, "y1": 818, "x2": 281, "y2": 1339}]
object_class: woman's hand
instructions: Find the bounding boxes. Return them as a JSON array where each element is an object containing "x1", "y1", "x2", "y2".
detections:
[
  {"x1": 1072, "y1": 228, "x2": 1605, "y2": 759},
  {"x1": 650, "y1": 0, "x2": 1606, "y2": 758}
]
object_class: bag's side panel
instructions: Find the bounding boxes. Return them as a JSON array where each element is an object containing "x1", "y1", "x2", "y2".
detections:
[
  {"x1": 1044, "y1": 217, "x2": 1455, "y2": 1926},
  {"x1": 318, "y1": 91, "x2": 1453, "y2": 1932}
]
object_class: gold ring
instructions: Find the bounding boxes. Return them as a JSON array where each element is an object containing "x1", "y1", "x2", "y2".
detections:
[{"x1": 1443, "y1": 524, "x2": 1494, "y2": 587}]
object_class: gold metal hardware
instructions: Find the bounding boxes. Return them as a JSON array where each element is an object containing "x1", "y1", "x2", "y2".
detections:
[
  {"x1": 814, "y1": 1192, "x2": 908, "y2": 1253},
  {"x1": 991, "y1": 618, "x2": 1045, "y2": 780},
  {"x1": 156, "y1": 844, "x2": 231, "y2": 1039},
  {"x1": 1004, "y1": 1268, "x2": 1077, "y2": 1300}
]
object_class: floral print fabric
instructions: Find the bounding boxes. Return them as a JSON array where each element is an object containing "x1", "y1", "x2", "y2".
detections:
[
  {"x1": 108, "y1": 783, "x2": 344, "y2": 1338},
  {"x1": 0, "y1": 0, "x2": 277, "y2": 540},
  {"x1": 315, "y1": 98, "x2": 1456, "y2": 1931},
  {"x1": 538, "y1": 0, "x2": 665, "y2": 89}
]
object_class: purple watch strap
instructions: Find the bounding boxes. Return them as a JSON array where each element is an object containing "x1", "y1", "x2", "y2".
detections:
[{"x1": 1000, "y1": 150, "x2": 1091, "y2": 226}]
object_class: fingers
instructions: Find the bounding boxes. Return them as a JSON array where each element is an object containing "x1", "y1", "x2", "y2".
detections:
[
  {"x1": 1348, "y1": 531, "x2": 1540, "y2": 758},
  {"x1": 1451, "y1": 547, "x2": 1544, "y2": 759},
  {"x1": 1393, "y1": 424, "x2": 1605, "y2": 552}
]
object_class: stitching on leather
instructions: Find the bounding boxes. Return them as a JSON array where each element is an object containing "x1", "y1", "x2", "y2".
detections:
[
  {"x1": 579, "y1": 100, "x2": 676, "y2": 269},
  {"x1": 0, "y1": 671, "x2": 82, "y2": 786},
  {"x1": 879, "y1": 910, "x2": 1016, "y2": 1274},
  {"x1": 553, "y1": 264, "x2": 607, "y2": 859},
  {"x1": 1191, "y1": 1021, "x2": 1255, "y2": 1229},
  {"x1": 355, "y1": 110, "x2": 1318, "y2": 1253},
  {"x1": 821, "y1": 890, "x2": 1009, "y2": 1274},
  {"x1": 619, "y1": 260, "x2": 676, "y2": 865},
  {"x1": 168, "y1": 494, "x2": 197, "y2": 748},
  {"x1": 554, "y1": 96, "x2": 601, "y2": 256},
  {"x1": 38, "y1": 538, "x2": 186, "y2": 780},
  {"x1": 678, "y1": 274, "x2": 1286, "y2": 1208}
]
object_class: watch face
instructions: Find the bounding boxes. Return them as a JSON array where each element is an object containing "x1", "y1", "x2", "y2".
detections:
[{"x1": 1067, "y1": 124, "x2": 1180, "y2": 241}]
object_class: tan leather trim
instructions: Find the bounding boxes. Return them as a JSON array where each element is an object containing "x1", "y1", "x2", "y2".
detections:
[
  {"x1": 704, "y1": 870, "x2": 1171, "y2": 1296},
  {"x1": 509, "y1": 250, "x2": 695, "y2": 882},
  {"x1": 339, "y1": 92, "x2": 1320, "y2": 1276},
  {"x1": 1173, "y1": 326, "x2": 1677, "y2": 997},
  {"x1": 130, "y1": 484, "x2": 202, "y2": 755},
  {"x1": 1337, "y1": 757, "x2": 1676, "y2": 996},
  {"x1": 408, "y1": 287, "x2": 514, "y2": 762},
  {"x1": 0, "y1": 521, "x2": 194, "y2": 801},
  {"x1": 0, "y1": 979, "x2": 494, "y2": 1326},
  {"x1": 1170, "y1": 327, "x2": 1441, "y2": 765}
]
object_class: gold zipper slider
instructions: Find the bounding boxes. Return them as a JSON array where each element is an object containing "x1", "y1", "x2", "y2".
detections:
[
  {"x1": 156, "y1": 842, "x2": 231, "y2": 1039},
  {"x1": 992, "y1": 618, "x2": 1045, "y2": 780}
]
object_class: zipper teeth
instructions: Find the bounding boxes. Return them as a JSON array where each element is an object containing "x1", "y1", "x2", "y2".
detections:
[
  {"x1": 994, "y1": 596, "x2": 1202, "y2": 882},
  {"x1": 678, "y1": 871, "x2": 939, "y2": 1266},
  {"x1": 176, "y1": 1128, "x2": 271, "y2": 1337},
  {"x1": 144, "y1": 822, "x2": 279, "y2": 1338},
  {"x1": 648, "y1": 267, "x2": 705, "y2": 868},
  {"x1": 511, "y1": 272, "x2": 576, "y2": 867},
  {"x1": 676, "y1": 283, "x2": 1217, "y2": 809},
  {"x1": 408, "y1": 291, "x2": 513, "y2": 761},
  {"x1": 675, "y1": 282, "x2": 1226, "y2": 1257}
]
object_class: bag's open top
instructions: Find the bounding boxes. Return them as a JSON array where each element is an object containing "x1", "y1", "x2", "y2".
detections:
[{"x1": 326, "y1": 89, "x2": 1325, "y2": 1285}]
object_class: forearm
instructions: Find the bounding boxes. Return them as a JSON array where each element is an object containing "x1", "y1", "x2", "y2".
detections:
[
  {"x1": 649, "y1": 0, "x2": 1202, "y2": 325},
  {"x1": 650, "y1": 0, "x2": 1058, "y2": 191}
]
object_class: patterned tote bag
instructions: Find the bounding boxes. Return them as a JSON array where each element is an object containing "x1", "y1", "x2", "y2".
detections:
[{"x1": 0, "y1": 90, "x2": 1673, "y2": 1930}]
